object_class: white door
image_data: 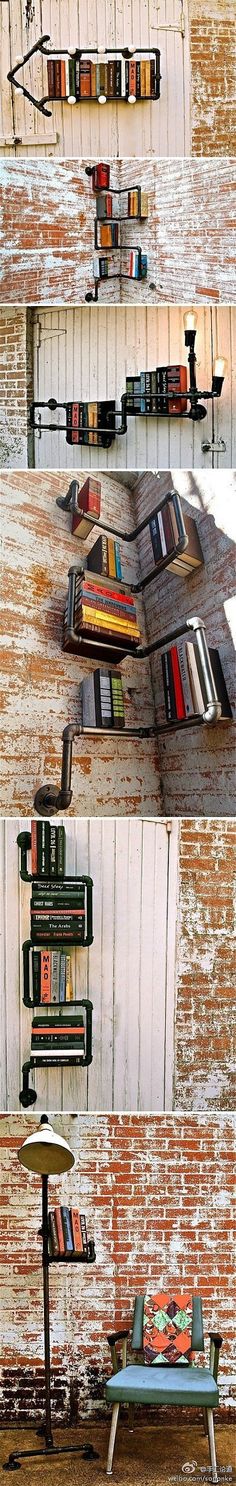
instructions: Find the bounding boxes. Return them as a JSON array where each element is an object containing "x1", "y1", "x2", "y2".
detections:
[
  {"x1": 32, "y1": 305, "x2": 234, "y2": 471},
  {"x1": 5, "y1": 0, "x2": 190, "y2": 156},
  {"x1": 0, "y1": 818, "x2": 179, "y2": 1113}
]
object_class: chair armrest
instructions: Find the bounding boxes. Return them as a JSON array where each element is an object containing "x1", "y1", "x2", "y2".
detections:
[
  {"x1": 107, "y1": 1330, "x2": 130, "y2": 1374},
  {"x1": 209, "y1": 1332, "x2": 223, "y2": 1381}
]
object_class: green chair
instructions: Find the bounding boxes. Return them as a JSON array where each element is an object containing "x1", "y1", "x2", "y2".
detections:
[{"x1": 105, "y1": 1293, "x2": 223, "y2": 1481}]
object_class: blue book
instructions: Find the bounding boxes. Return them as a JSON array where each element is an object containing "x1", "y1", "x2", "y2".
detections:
[
  {"x1": 141, "y1": 254, "x2": 147, "y2": 279},
  {"x1": 140, "y1": 372, "x2": 146, "y2": 413},
  {"x1": 61, "y1": 1206, "x2": 74, "y2": 1254},
  {"x1": 59, "y1": 953, "x2": 66, "y2": 1003},
  {"x1": 114, "y1": 542, "x2": 122, "y2": 581}
]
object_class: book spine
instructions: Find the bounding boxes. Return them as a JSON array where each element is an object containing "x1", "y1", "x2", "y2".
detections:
[
  {"x1": 61, "y1": 1207, "x2": 74, "y2": 1254},
  {"x1": 31, "y1": 821, "x2": 38, "y2": 876},
  {"x1": 49, "y1": 825, "x2": 57, "y2": 879},
  {"x1": 48, "y1": 1212, "x2": 59, "y2": 1256},
  {"x1": 32, "y1": 951, "x2": 41, "y2": 1005},
  {"x1": 161, "y1": 652, "x2": 172, "y2": 723},
  {"x1": 114, "y1": 542, "x2": 122, "y2": 581},
  {"x1": 57, "y1": 826, "x2": 65, "y2": 877},
  {"x1": 41, "y1": 951, "x2": 51, "y2": 1003},
  {"x1": 51, "y1": 951, "x2": 60, "y2": 1003},
  {"x1": 169, "y1": 646, "x2": 186, "y2": 720},
  {"x1": 59, "y1": 952, "x2": 66, "y2": 1003},
  {"x1": 80, "y1": 1213, "x2": 88, "y2": 1255},
  {"x1": 71, "y1": 1209, "x2": 83, "y2": 1254},
  {"x1": 54, "y1": 1206, "x2": 65, "y2": 1254},
  {"x1": 65, "y1": 955, "x2": 73, "y2": 1001},
  {"x1": 47, "y1": 60, "x2": 55, "y2": 99}
]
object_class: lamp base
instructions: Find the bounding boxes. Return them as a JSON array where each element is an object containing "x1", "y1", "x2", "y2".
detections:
[{"x1": 4, "y1": 1441, "x2": 99, "y2": 1470}]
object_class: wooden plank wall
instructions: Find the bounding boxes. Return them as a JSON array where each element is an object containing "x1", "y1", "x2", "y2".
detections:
[
  {"x1": 133, "y1": 469, "x2": 236, "y2": 815},
  {"x1": 0, "y1": 157, "x2": 235, "y2": 306},
  {"x1": 0, "y1": 816, "x2": 179, "y2": 1112},
  {"x1": 33, "y1": 305, "x2": 236, "y2": 471},
  {"x1": 0, "y1": 468, "x2": 160, "y2": 817},
  {"x1": 1, "y1": 0, "x2": 189, "y2": 157}
]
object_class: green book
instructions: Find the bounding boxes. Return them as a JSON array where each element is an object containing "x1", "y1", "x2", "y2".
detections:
[{"x1": 57, "y1": 825, "x2": 66, "y2": 878}]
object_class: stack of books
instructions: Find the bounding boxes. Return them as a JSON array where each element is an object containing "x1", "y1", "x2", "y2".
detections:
[
  {"x1": 86, "y1": 534, "x2": 122, "y2": 581},
  {"x1": 167, "y1": 514, "x2": 204, "y2": 575},
  {"x1": 31, "y1": 1010, "x2": 86, "y2": 1061},
  {"x1": 98, "y1": 223, "x2": 120, "y2": 248},
  {"x1": 30, "y1": 880, "x2": 86, "y2": 944},
  {"x1": 126, "y1": 366, "x2": 188, "y2": 416},
  {"x1": 149, "y1": 496, "x2": 183, "y2": 564},
  {"x1": 46, "y1": 55, "x2": 159, "y2": 102},
  {"x1": 80, "y1": 668, "x2": 125, "y2": 730},
  {"x1": 161, "y1": 638, "x2": 232, "y2": 724},
  {"x1": 32, "y1": 948, "x2": 75, "y2": 1004},
  {"x1": 129, "y1": 250, "x2": 147, "y2": 280},
  {"x1": 48, "y1": 1206, "x2": 90, "y2": 1257},
  {"x1": 96, "y1": 193, "x2": 113, "y2": 220},
  {"x1": 128, "y1": 189, "x2": 148, "y2": 218},
  {"x1": 71, "y1": 476, "x2": 101, "y2": 539},
  {"x1": 31, "y1": 821, "x2": 65, "y2": 878},
  {"x1": 64, "y1": 571, "x2": 140, "y2": 651},
  {"x1": 66, "y1": 401, "x2": 116, "y2": 447}
]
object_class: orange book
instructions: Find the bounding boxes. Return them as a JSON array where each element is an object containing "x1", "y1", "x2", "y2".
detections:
[
  {"x1": 60, "y1": 60, "x2": 67, "y2": 98},
  {"x1": 54, "y1": 1206, "x2": 65, "y2": 1254},
  {"x1": 40, "y1": 951, "x2": 51, "y2": 1003},
  {"x1": 71, "y1": 1209, "x2": 83, "y2": 1253},
  {"x1": 31, "y1": 821, "x2": 38, "y2": 876},
  {"x1": 129, "y1": 59, "x2": 136, "y2": 97},
  {"x1": 145, "y1": 60, "x2": 151, "y2": 97},
  {"x1": 140, "y1": 60, "x2": 146, "y2": 96},
  {"x1": 168, "y1": 365, "x2": 188, "y2": 415},
  {"x1": 107, "y1": 538, "x2": 116, "y2": 577}
]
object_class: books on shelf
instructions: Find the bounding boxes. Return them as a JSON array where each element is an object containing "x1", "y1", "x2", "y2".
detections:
[
  {"x1": 32, "y1": 948, "x2": 76, "y2": 1004},
  {"x1": 46, "y1": 54, "x2": 159, "y2": 102},
  {"x1": 30, "y1": 880, "x2": 86, "y2": 944},
  {"x1": 149, "y1": 496, "x2": 183, "y2": 564},
  {"x1": 48, "y1": 1206, "x2": 89, "y2": 1257},
  {"x1": 126, "y1": 366, "x2": 188, "y2": 416},
  {"x1": 31, "y1": 822, "x2": 65, "y2": 879},
  {"x1": 66, "y1": 401, "x2": 116, "y2": 448},
  {"x1": 64, "y1": 572, "x2": 140, "y2": 650},
  {"x1": 167, "y1": 514, "x2": 204, "y2": 575},
  {"x1": 86, "y1": 534, "x2": 123, "y2": 581},
  {"x1": 31, "y1": 1011, "x2": 86, "y2": 1060},
  {"x1": 160, "y1": 638, "x2": 232, "y2": 725},
  {"x1": 71, "y1": 476, "x2": 101, "y2": 539},
  {"x1": 80, "y1": 668, "x2": 125, "y2": 730}
]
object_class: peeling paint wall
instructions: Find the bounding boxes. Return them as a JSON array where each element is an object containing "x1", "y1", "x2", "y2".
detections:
[
  {"x1": 133, "y1": 469, "x2": 236, "y2": 815},
  {"x1": 0, "y1": 309, "x2": 28, "y2": 468},
  {"x1": 189, "y1": 0, "x2": 236, "y2": 156},
  {"x1": 0, "y1": 157, "x2": 235, "y2": 305},
  {"x1": 0, "y1": 1113, "x2": 235, "y2": 1423},
  {"x1": 175, "y1": 819, "x2": 236, "y2": 1110}
]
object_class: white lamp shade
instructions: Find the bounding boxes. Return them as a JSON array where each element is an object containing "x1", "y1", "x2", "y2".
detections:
[
  {"x1": 18, "y1": 1117, "x2": 75, "y2": 1176},
  {"x1": 213, "y1": 356, "x2": 227, "y2": 378}
]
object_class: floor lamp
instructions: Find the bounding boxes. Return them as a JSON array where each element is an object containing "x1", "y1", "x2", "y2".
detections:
[{"x1": 4, "y1": 1115, "x2": 98, "y2": 1470}]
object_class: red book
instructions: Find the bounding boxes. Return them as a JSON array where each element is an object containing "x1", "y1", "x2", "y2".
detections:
[
  {"x1": 79, "y1": 59, "x2": 91, "y2": 97},
  {"x1": 71, "y1": 1209, "x2": 84, "y2": 1253},
  {"x1": 40, "y1": 951, "x2": 51, "y2": 1003},
  {"x1": 31, "y1": 821, "x2": 38, "y2": 876},
  {"x1": 72, "y1": 401, "x2": 79, "y2": 445},
  {"x1": 54, "y1": 1206, "x2": 65, "y2": 1254},
  {"x1": 47, "y1": 60, "x2": 55, "y2": 98},
  {"x1": 170, "y1": 646, "x2": 186, "y2": 720},
  {"x1": 92, "y1": 163, "x2": 110, "y2": 191},
  {"x1": 81, "y1": 580, "x2": 135, "y2": 608},
  {"x1": 129, "y1": 59, "x2": 136, "y2": 97},
  {"x1": 55, "y1": 60, "x2": 62, "y2": 99},
  {"x1": 168, "y1": 366, "x2": 188, "y2": 415}
]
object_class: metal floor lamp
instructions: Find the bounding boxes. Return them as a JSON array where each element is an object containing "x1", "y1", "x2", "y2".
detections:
[{"x1": 4, "y1": 1116, "x2": 98, "y2": 1471}]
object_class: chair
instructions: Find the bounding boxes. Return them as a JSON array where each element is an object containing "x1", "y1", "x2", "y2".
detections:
[{"x1": 105, "y1": 1293, "x2": 223, "y2": 1482}]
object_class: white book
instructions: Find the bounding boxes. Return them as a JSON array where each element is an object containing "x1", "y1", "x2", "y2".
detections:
[
  {"x1": 81, "y1": 676, "x2": 96, "y2": 728},
  {"x1": 177, "y1": 639, "x2": 194, "y2": 717},
  {"x1": 121, "y1": 57, "x2": 126, "y2": 98},
  {"x1": 186, "y1": 641, "x2": 205, "y2": 714},
  {"x1": 51, "y1": 951, "x2": 60, "y2": 1003},
  {"x1": 157, "y1": 509, "x2": 167, "y2": 557}
]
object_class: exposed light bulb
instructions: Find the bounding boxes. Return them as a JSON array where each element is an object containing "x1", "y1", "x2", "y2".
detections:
[
  {"x1": 183, "y1": 310, "x2": 198, "y2": 333},
  {"x1": 213, "y1": 356, "x2": 227, "y2": 378}
]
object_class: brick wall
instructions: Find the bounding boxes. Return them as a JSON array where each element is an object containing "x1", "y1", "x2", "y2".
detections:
[
  {"x1": 0, "y1": 309, "x2": 28, "y2": 468},
  {"x1": 0, "y1": 1113, "x2": 235, "y2": 1425},
  {"x1": 176, "y1": 819, "x2": 236, "y2": 1110},
  {"x1": 189, "y1": 0, "x2": 236, "y2": 155}
]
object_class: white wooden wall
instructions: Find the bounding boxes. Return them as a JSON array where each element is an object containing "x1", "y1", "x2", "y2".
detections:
[
  {"x1": 0, "y1": 817, "x2": 179, "y2": 1113},
  {"x1": 0, "y1": 0, "x2": 190, "y2": 157},
  {"x1": 33, "y1": 305, "x2": 236, "y2": 470}
]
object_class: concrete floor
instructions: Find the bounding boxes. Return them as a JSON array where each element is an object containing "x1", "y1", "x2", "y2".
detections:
[{"x1": 1, "y1": 1423, "x2": 235, "y2": 1486}]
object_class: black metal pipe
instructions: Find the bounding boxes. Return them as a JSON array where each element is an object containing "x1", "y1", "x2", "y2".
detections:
[{"x1": 42, "y1": 1176, "x2": 53, "y2": 1449}]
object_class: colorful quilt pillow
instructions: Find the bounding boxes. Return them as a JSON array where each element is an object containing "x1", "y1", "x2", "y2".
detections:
[{"x1": 143, "y1": 1291, "x2": 194, "y2": 1366}]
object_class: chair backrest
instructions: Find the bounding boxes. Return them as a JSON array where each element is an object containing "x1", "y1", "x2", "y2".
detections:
[{"x1": 131, "y1": 1293, "x2": 204, "y2": 1357}]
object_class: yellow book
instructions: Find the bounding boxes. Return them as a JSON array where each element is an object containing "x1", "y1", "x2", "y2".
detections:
[
  {"x1": 65, "y1": 955, "x2": 73, "y2": 1001},
  {"x1": 140, "y1": 191, "x2": 148, "y2": 219},
  {"x1": 145, "y1": 60, "x2": 151, "y2": 96},
  {"x1": 107, "y1": 538, "x2": 116, "y2": 577},
  {"x1": 140, "y1": 60, "x2": 146, "y2": 97},
  {"x1": 80, "y1": 605, "x2": 140, "y2": 638},
  {"x1": 88, "y1": 402, "x2": 97, "y2": 446}
]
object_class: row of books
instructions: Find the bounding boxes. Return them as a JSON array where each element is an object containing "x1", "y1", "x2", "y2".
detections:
[
  {"x1": 30, "y1": 880, "x2": 86, "y2": 944},
  {"x1": 31, "y1": 821, "x2": 66, "y2": 879},
  {"x1": 161, "y1": 640, "x2": 231, "y2": 723},
  {"x1": 48, "y1": 1206, "x2": 90, "y2": 1257},
  {"x1": 86, "y1": 534, "x2": 123, "y2": 581},
  {"x1": 97, "y1": 222, "x2": 120, "y2": 248},
  {"x1": 31, "y1": 948, "x2": 75, "y2": 1004},
  {"x1": 93, "y1": 251, "x2": 147, "y2": 281},
  {"x1": 71, "y1": 476, "x2": 101, "y2": 539},
  {"x1": 65, "y1": 572, "x2": 140, "y2": 649},
  {"x1": 66, "y1": 401, "x2": 116, "y2": 448},
  {"x1": 31, "y1": 1012, "x2": 86, "y2": 1059},
  {"x1": 80, "y1": 668, "x2": 125, "y2": 730},
  {"x1": 149, "y1": 497, "x2": 183, "y2": 564},
  {"x1": 126, "y1": 365, "x2": 188, "y2": 416},
  {"x1": 46, "y1": 56, "x2": 158, "y2": 102},
  {"x1": 95, "y1": 189, "x2": 148, "y2": 220}
]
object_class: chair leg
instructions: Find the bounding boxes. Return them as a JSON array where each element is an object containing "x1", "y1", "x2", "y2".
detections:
[
  {"x1": 207, "y1": 1409, "x2": 218, "y2": 1484},
  {"x1": 106, "y1": 1404, "x2": 120, "y2": 1476},
  {"x1": 128, "y1": 1403, "x2": 135, "y2": 1433},
  {"x1": 202, "y1": 1407, "x2": 208, "y2": 1435}
]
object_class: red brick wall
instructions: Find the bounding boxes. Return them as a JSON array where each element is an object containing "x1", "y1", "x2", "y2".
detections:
[
  {"x1": 0, "y1": 1113, "x2": 235, "y2": 1424},
  {"x1": 189, "y1": 1, "x2": 236, "y2": 155},
  {"x1": 0, "y1": 309, "x2": 28, "y2": 468},
  {"x1": 175, "y1": 819, "x2": 236, "y2": 1110}
]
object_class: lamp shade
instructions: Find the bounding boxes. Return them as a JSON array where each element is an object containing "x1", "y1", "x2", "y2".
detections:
[{"x1": 18, "y1": 1116, "x2": 75, "y2": 1176}]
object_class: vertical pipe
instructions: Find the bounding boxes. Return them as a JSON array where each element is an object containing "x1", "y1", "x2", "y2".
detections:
[{"x1": 42, "y1": 1175, "x2": 53, "y2": 1448}]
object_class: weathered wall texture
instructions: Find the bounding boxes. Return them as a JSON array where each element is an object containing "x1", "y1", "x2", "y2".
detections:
[
  {"x1": 0, "y1": 1113, "x2": 235, "y2": 1424},
  {"x1": 133, "y1": 469, "x2": 236, "y2": 815},
  {"x1": 0, "y1": 468, "x2": 160, "y2": 816},
  {"x1": 0, "y1": 816, "x2": 178, "y2": 1113},
  {"x1": 0, "y1": 309, "x2": 28, "y2": 469},
  {"x1": 175, "y1": 819, "x2": 236, "y2": 1110},
  {"x1": 0, "y1": 157, "x2": 235, "y2": 305},
  {"x1": 189, "y1": 0, "x2": 236, "y2": 156}
]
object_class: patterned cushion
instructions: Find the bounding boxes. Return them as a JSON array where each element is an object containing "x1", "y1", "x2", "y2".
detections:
[{"x1": 143, "y1": 1291, "x2": 194, "y2": 1366}]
